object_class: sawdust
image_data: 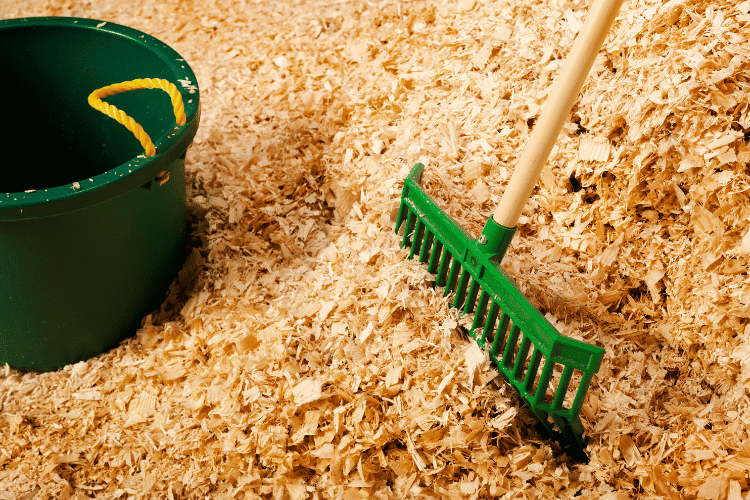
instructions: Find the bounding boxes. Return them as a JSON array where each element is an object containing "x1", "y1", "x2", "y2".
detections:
[{"x1": 2, "y1": 0, "x2": 750, "y2": 498}]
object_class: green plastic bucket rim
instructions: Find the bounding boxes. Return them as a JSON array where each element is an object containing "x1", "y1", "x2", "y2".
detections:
[{"x1": 0, "y1": 16, "x2": 201, "y2": 221}]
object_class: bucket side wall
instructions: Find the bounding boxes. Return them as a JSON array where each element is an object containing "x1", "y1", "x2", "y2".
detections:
[{"x1": 0, "y1": 158, "x2": 186, "y2": 371}]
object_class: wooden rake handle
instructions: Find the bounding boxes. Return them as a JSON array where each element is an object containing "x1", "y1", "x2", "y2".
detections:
[{"x1": 492, "y1": 0, "x2": 624, "y2": 228}]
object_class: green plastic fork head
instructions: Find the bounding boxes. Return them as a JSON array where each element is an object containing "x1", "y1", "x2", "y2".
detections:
[{"x1": 395, "y1": 163, "x2": 605, "y2": 457}]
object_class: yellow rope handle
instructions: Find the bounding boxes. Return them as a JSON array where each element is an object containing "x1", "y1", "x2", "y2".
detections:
[{"x1": 87, "y1": 78, "x2": 186, "y2": 157}]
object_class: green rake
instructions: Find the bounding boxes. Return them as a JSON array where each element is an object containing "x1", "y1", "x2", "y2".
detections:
[{"x1": 395, "y1": 0, "x2": 623, "y2": 455}]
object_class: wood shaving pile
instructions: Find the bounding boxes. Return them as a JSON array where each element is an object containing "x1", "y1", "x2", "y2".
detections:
[{"x1": 3, "y1": 0, "x2": 750, "y2": 498}]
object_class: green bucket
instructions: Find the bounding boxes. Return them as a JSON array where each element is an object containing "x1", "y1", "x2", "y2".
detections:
[{"x1": 0, "y1": 17, "x2": 201, "y2": 371}]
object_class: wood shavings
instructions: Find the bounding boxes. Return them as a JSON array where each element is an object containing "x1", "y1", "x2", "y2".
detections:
[
  {"x1": 578, "y1": 135, "x2": 611, "y2": 162},
  {"x1": 292, "y1": 378, "x2": 322, "y2": 405},
  {"x1": 123, "y1": 393, "x2": 157, "y2": 428},
  {"x1": 464, "y1": 342, "x2": 485, "y2": 378},
  {"x1": 470, "y1": 181, "x2": 491, "y2": 205},
  {"x1": 697, "y1": 477, "x2": 729, "y2": 500},
  {"x1": 3, "y1": 0, "x2": 750, "y2": 498}
]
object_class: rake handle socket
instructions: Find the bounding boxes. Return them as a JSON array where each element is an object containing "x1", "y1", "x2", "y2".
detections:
[{"x1": 478, "y1": 217, "x2": 516, "y2": 263}]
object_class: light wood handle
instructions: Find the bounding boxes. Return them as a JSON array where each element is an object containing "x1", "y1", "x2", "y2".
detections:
[{"x1": 492, "y1": 0, "x2": 624, "y2": 228}]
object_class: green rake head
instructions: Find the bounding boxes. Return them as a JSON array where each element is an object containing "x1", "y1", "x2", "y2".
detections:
[{"x1": 395, "y1": 163, "x2": 605, "y2": 458}]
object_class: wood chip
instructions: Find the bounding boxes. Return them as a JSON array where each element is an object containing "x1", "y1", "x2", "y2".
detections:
[
  {"x1": 292, "y1": 378, "x2": 322, "y2": 405},
  {"x1": 578, "y1": 135, "x2": 611, "y2": 162}
]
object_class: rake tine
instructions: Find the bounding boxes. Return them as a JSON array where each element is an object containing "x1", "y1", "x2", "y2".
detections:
[
  {"x1": 552, "y1": 413, "x2": 587, "y2": 454},
  {"x1": 463, "y1": 279, "x2": 481, "y2": 315},
  {"x1": 452, "y1": 269, "x2": 471, "y2": 309},
  {"x1": 470, "y1": 290, "x2": 491, "y2": 334},
  {"x1": 444, "y1": 259, "x2": 462, "y2": 297},
  {"x1": 511, "y1": 335, "x2": 532, "y2": 382},
  {"x1": 435, "y1": 246, "x2": 452, "y2": 287},
  {"x1": 409, "y1": 219, "x2": 425, "y2": 259},
  {"x1": 532, "y1": 358, "x2": 555, "y2": 407},
  {"x1": 552, "y1": 365, "x2": 574, "y2": 410},
  {"x1": 570, "y1": 372, "x2": 595, "y2": 415},
  {"x1": 523, "y1": 347, "x2": 543, "y2": 394},
  {"x1": 401, "y1": 209, "x2": 416, "y2": 249},
  {"x1": 395, "y1": 201, "x2": 409, "y2": 234},
  {"x1": 427, "y1": 239, "x2": 443, "y2": 274},
  {"x1": 480, "y1": 300, "x2": 500, "y2": 345},
  {"x1": 531, "y1": 407, "x2": 552, "y2": 434},
  {"x1": 552, "y1": 413, "x2": 575, "y2": 443},
  {"x1": 502, "y1": 323, "x2": 522, "y2": 370},
  {"x1": 491, "y1": 312, "x2": 510, "y2": 357},
  {"x1": 418, "y1": 228, "x2": 435, "y2": 264}
]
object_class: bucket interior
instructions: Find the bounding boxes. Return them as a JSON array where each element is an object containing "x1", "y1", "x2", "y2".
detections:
[{"x1": 1, "y1": 24, "x2": 182, "y2": 193}]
